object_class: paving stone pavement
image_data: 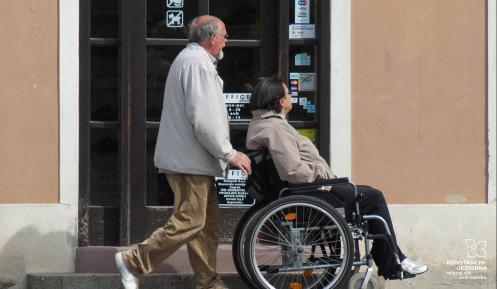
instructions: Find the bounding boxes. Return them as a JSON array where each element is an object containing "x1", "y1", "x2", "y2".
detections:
[{"x1": 27, "y1": 272, "x2": 496, "y2": 289}]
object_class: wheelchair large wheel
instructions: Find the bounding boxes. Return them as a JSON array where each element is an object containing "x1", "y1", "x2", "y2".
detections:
[
  {"x1": 243, "y1": 195, "x2": 354, "y2": 289},
  {"x1": 232, "y1": 203, "x2": 265, "y2": 289}
]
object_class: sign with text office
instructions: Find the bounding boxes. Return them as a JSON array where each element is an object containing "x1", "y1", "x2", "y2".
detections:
[
  {"x1": 216, "y1": 169, "x2": 255, "y2": 206},
  {"x1": 224, "y1": 93, "x2": 252, "y2": 121}
]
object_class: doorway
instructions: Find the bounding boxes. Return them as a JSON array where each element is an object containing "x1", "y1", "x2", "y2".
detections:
[{"x1": 79, "y1": 0, "x2": 330, "y2": 246}]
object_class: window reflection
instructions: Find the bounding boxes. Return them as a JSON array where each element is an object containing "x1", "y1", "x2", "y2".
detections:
[
  {"x1": 297, "y1": 128, "x2": 318, "y2": 145},
  {"x1": 91, "y1": 47, "x2": 119, "y2": 121},
  {"x1": 230, "y1": 128, "x2": 248, "y2": 152},
  {"x1": 210, "y1": 0, "x2": 261, "y2": 39},
  {"x1": 91, "y1": 0, "x2": 118, "y2": 38},
  {"x1": 90, "y1": 129, "x2": 120, "y2": 206},
  {"x1": 146, "y1": 128, "x2": 174, "y2": 206},
  {"x1": 146, "y1": 46, "x2": 184, "y2": 122},
  {"x1": 217, "y1": 47, "x2": 261, "y2": 92}
]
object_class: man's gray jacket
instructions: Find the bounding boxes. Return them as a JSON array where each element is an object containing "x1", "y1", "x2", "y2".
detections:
[{"x1": 154, "y1": 43, "x2": 236, "y2": 177}]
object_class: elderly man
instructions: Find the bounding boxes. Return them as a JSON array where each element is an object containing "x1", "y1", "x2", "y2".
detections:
[{"x1": 114, "y1": 15, "x2": 251, "y2": 289}]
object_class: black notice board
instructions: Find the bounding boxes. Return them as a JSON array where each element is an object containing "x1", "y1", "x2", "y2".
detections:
[
  {"x1": 224, "y1": 93, "x2": 252, "y2": 121},
  {"x1": 215, "y1": 169, "x2": 255, "y2": 206}
]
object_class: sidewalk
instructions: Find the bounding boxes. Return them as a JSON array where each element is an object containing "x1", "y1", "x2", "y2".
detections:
[
  {"x1": 27, "y1": 272, "x2": 496, "y2": 289},
  {"x1": 383, "y1": 271, "x2": 496, "y2": 289}
]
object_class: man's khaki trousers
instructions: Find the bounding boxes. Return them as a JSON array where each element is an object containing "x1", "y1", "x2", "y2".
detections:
[{"x1": 123, "y1": 174, "x2": 225, "y2": 289}]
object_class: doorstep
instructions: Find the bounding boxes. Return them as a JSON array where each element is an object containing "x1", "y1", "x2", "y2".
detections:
[{"x1": 75, "y1": 244, "x2": 236, "y2": 274}]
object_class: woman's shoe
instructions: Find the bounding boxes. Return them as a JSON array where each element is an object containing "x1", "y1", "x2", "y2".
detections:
[{"x1": 401, "y1": 258, "x2": 428, "y2": 275}]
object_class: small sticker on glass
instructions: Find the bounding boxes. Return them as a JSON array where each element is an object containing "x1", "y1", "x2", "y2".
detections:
[
  {"x1": 289, "y1": 24, "x2": 315, "y2": 39},
  {"x1": 307, "y1": 104, "x2": 316, "y2": 113},
  {"x1": 295, "y1": 0, "x2": 311, "y2": 24},
  {"x1": 299, "y1": 97, "x2": 308, "y2": 108},
  {"x1": 166, "y1": 10, "x2": 184, "y2": 27},
  {"x1": 166, "y1": 0, "x2": 183, "y2": 8},
  {"x1": 295, "y1": 53, "x2": 311, "y2": 66},
  {"x1": 298, "y1": 73, "x2": 317, "y2": 91}
]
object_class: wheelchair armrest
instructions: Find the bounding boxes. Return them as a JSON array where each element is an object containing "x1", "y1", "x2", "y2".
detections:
[
  {"x1": 246, "y1": 149, "x2": 268, "y2": 158},
  {"x1": 246, "y1": 149, "x2": 269, "y2": 166},
  {"x1": 287, "y1": 177, "x2": 350, "y2": 189}
]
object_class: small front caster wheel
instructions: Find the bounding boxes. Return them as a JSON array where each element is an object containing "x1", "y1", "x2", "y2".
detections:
[{"x1": 347, "y1": 272, "x2": 380, "y2": 289}]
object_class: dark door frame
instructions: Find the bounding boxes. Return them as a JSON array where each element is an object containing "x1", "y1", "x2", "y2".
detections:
[{"x1": 79, "y1": 0, "x2": 331, "y2": 246}]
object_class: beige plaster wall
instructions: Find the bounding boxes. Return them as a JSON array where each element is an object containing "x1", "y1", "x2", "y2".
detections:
[
  {"x1": 0, "y1": 0, "x2": 59, "y2": 203},
  {"x1": 351, "y1": 0, "x2": 487, "y2": 203}
]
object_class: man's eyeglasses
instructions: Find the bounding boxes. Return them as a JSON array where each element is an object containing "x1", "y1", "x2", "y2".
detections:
[{"x1": 215, "y1": 33, "x2": 229, "y2": 40}]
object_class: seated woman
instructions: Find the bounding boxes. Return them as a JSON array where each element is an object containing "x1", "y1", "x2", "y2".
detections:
[{"x1": 246, "y1": 75, "x2": 428, "y2": 279}]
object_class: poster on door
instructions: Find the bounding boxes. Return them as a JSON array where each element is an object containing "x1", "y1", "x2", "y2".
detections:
[
  {"x1": 216, "y1": 169, "x2": 255, "y2": 206},
  {"x1": 224, "y1": 93, "x2": 252, "y2": 120}
]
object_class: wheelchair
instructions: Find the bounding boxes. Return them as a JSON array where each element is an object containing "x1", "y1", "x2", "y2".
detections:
[{"x1": 232, "y1": 150, "x2": 413, "y2": 289}]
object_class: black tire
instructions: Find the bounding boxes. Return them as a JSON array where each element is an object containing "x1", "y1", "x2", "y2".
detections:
[
  {"x1": 232, "y1": 203, "x2": 265, "y2": 289},
  {"x1": 242, "y1": 195, "x2": 354, "y2": 289}
]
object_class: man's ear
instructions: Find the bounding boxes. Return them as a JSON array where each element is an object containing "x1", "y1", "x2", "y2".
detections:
[
  {"x1": 278, "y1": 98, "x2": 284, "y2": 108},
  {"x1": 209, "y1": 33, "x2": 217, "y2": 45}
]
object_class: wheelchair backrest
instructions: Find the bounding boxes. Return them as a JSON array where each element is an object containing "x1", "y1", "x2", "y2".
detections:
[{"x1": 245, "y1": 149, "x2": 288, "y2": 203}]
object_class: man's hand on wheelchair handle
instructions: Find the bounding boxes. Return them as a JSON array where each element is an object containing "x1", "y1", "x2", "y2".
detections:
[{"x1": 229, "y1": 151, "x2": 252, "y2": 176}]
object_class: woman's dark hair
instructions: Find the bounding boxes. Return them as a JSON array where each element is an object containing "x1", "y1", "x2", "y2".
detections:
[{"x1": 249, "y1": 75, "x2": 286, "y2": 113}]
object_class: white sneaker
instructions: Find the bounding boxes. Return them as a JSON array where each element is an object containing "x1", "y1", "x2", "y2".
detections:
[
  {"x1": 401, "y1": 258, "x2": 428, "y2": 275},
  {"x1": 115, "y1": 252, "x2": 139, "y2": 289}
]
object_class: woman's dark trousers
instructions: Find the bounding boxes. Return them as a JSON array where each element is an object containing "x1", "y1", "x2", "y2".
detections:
[{"x1": 329, "y1": 184, "x2": 406, "y2": 278}]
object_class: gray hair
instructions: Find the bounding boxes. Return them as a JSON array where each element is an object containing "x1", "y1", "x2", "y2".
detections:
[{"x1": 188, "y1": 18, "x2": 221, "y2": 44}]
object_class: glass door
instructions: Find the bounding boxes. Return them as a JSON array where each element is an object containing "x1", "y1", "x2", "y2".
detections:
[{"x1": 79, "y1": 0, "x2": 330, "y2": 245}]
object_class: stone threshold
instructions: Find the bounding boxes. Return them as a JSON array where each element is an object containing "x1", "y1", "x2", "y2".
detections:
[{"x1": 76, "y1": 244, "x2": 236, "y2": 274}]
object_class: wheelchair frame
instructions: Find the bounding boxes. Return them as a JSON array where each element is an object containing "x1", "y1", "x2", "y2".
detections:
[{"x1": 232, "y1": 150, "x2": 409, "y2": 289}]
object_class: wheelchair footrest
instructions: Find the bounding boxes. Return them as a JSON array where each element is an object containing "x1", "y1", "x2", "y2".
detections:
[
  {"x1": 386, "y1": 271, "x2": 417, "y2": 280},
  {"x1": 401, "y1": 272, "x2": 417, "y2": 279}
]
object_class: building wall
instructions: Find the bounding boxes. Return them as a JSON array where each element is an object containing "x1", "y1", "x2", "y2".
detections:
[
  {"x1": 0, "y1": 1, "x2": 79, "y2": 288},
  {"x1": 0, "y1": 1, "x2": 494, "y2": 288},
  {"x1": 332, "y1": 0, "x2": 496, "y2": 286},
  {"x1": 0, "y1": 0, "x2": 59, "y2": 203},
  {"x1": 351, "y1": 0, "x2": 487, "y2": 204}
]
